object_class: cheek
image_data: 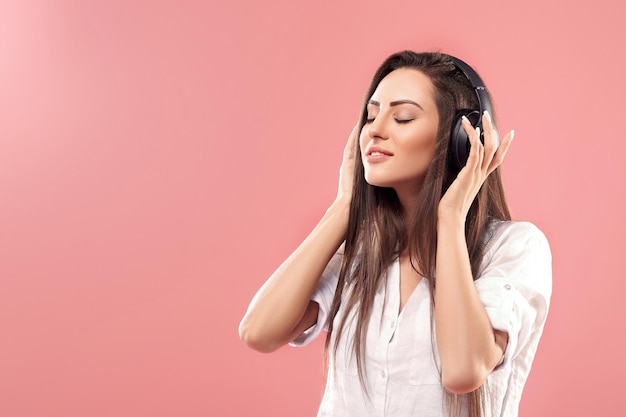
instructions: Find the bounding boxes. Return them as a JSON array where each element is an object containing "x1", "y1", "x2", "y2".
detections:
[
  {"x1": 397, "y1": 134, "x2": 438, "y2": 173},
  {"x1": 403, "y1": 129, "x2": 437, "y2": 156}
]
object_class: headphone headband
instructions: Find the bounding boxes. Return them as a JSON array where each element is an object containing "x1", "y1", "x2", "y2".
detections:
[{"x1": 449, "y1": 56, "x2": 493, "y2": 119}]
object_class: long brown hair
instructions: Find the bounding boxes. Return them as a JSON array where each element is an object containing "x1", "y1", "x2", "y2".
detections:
[{"x1": 324, "y1": 51, "x2": 511, "y2": 417}]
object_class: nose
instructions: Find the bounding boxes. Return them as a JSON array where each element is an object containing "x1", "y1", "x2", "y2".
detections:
[{"x1": 366, "y1": 116, "x2": 389, "y2": 140}]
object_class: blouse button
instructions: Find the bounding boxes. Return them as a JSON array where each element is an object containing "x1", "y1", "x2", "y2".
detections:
[
  {"x1": 504, "y1": 284, "x2": 511, "y2": 290},
  {"x1": 390, "y1": 321, "x2": 395, "y2": 328},
  {"x1": 381, "y1": 370, "x2": 386, "y2": 378}
]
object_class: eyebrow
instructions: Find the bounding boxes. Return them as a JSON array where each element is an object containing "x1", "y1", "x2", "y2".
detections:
[{"x1": 368, "y1": 99, "x2": 424, "y2": 111}]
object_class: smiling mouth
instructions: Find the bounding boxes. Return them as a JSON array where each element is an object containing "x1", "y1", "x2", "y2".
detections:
[
  {"x1": 365, "y1": 149, "x2": 393, "y2": 163},
  {"x1": 366, "y1": 147, "x2": 394, "y2": 156}
]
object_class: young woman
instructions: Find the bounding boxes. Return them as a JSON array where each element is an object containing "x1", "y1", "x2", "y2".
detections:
[{"x1": 239, "y1": 51, "x2": 552, "y2": 417}]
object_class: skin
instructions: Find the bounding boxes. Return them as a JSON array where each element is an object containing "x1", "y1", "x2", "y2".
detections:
[
  {"x1": 361, "y1": 69, "x2": 440, "y2": 311},
  {"x1": 239, "y1": 67, "x2": 514, "y2": 394},
  {"x1": 361, "y1": 68, "x2": 440, "y2": 202}
]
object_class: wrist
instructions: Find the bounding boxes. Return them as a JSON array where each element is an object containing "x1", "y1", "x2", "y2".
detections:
[
  {"x1": 329, "y1": 197, "x2": 351, "y2": 215},
  {"x1": 315, "y1": 200, "x2": 350, "y2": 249},
  {"x1": 437, "y1": 211, "x2": 466, "y2": 231},
  {"x1": 324, "y1": 198, "x2": 351, "y2": 230}
]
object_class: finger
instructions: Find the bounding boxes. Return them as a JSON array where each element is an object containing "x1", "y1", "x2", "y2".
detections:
[
  {"x1": 461, "y1": 116, "x2": 481, "y2": 172},
  {"x1": 474, "y1": 126, "x2": 485, "y2": 173},
  {"x1": 349, "y1": 124, "x2": 359, "y2": 146},
  {"x1": 344, "y1": 124, "x2": 360, "y2": 157},
  {"x1": 481, "y1": 111, "x2": 499, "y2": 170},
  {"x1": 487, "y1": 130, "x2": 514, "y2": 175}
]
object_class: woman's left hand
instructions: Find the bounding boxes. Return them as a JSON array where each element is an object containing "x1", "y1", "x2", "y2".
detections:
[{"x1": 438, "y1": 111, "x2": 514, "y2": 220}]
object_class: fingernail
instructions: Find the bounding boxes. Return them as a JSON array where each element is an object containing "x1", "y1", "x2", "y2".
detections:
[
  {"x1": 483, "y1": 110, "x2": 492, "y2": 123},
  {"x1": 462, "y1": 115, "x2": 469, "y2": 123},
  {"x1": 475, "y1": 126, "x2": 481, "y2": 137},
  {"x1": 510, "y1": 130, "x2": 515, "y2": 141}
]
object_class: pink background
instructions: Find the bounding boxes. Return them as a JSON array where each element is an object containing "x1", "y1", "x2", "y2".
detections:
[{"x1": 0, "y1": 0, "x2": 624, "y2": 416}]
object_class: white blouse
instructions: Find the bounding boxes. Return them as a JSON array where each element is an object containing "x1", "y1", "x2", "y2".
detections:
[{"x1": 290, "y1": 221, "x2": 552, "y2": 417}]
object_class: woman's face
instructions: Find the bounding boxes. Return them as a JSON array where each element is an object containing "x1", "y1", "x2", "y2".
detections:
[{"x1": 360, "y1": 68, "x2": 439, "y2": 195}]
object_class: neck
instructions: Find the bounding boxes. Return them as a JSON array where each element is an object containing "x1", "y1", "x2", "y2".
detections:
[{"x1": 394, "y1": 182, "x2": 422, "y2": 224}]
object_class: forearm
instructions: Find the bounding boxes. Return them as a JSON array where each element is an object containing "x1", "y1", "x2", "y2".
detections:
[
  {"x1": 239, "y1": 200, "x2": 349, "y2": 352},
  {"x1": 434, "y1": 215, "x2": 505, "y2": 393}
]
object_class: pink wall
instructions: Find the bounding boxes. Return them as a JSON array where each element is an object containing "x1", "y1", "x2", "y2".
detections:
[{"x1": 1, "y1": 0, "x2": 624, "y2": 416}]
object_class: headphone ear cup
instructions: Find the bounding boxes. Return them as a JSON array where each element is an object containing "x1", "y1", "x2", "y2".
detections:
[{"x1": 449, "y1": 109, "x2": 480, "y2": 171}]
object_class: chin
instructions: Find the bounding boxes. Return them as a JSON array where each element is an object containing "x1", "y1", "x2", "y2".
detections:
[
  {"x1": 364, "y1": 174, "x2": 395, "y2": 189},
  {"x1": 364, "y1": 172, "x2": 425, "y2": 194}
]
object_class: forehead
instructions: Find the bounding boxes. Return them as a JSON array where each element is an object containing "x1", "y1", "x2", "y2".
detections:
[{"x1": 370, "y1": 68, "x2": 436, "y2": 108}]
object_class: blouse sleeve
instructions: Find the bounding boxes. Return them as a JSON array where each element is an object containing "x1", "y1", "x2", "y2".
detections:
[
  {"x1": 289, "y1": 251, "x2": 342, "y2": 347},
  {"x1": 475, "y1": 221, "x2": 552, "y2": 369}
]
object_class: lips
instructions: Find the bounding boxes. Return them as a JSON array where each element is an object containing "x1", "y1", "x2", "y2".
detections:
[
  {"x1": 365, "y1": 146, "x2": 393, "y2": 157},
  {"x1": 364, "y1": 146, "x2": 393, "y2": 163},
  {"x1": 366, "y1": 146, "x2": 393, "y2": 157}
]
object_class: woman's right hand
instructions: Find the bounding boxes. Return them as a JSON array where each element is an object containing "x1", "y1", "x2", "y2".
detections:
[
  {"x1": 240, "y1": 123, "x2": 360, "y2": 352},
  {"x1": 335, "y1": 124, "x2": 361, "y2": 205}
]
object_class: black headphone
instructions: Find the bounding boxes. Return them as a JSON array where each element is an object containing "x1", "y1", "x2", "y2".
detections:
[{"x1": 448, "y1": 56, "x2": 495, "y2": 171}]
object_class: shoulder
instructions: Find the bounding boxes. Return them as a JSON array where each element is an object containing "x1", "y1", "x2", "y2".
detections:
[
  {"x1": 480, "y1": 220, "x2": 552, "y2": 288},
  {"x1": 477, "y1": 219, "x2": 553, "y2": 310},
  {"x1": 485, "y1": 220, "x2": 550, "y2": 256}
]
